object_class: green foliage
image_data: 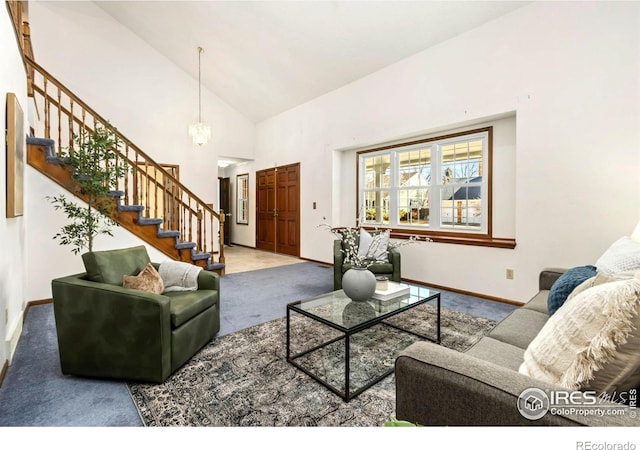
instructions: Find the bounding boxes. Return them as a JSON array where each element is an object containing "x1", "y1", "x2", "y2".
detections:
[
  {"x1": 384, "y1": 417, "x2": 421, "y2": 427},
  {"x1": 48, "y1": 124, "x2": 129, "y2": 255},
  {"x1": 366, "y1": 208, "x2": 389, "y2": 221}
]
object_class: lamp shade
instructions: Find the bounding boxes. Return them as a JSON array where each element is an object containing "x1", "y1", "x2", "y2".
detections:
[{"x1": 189, "y1": 122, "x2": 211, "y2": 146}]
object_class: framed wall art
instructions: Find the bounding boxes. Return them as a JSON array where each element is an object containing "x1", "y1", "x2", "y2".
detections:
[{"x1": 6, "y1": 92, "x2": 25, "y2": 218}]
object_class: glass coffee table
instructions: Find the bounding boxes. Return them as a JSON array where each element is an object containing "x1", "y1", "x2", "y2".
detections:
[{"x1": 286, "y1": 285, "x2": 440, "y2": 402}]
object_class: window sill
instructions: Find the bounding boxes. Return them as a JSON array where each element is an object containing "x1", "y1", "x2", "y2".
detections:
[{"x1": 386, "y1": 229, "x2": 516, "y2": 249}]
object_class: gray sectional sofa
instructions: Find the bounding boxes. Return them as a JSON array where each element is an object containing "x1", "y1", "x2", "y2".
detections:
[{"x1": 395, "y1": 268, "x2": 638, "y2": 426}]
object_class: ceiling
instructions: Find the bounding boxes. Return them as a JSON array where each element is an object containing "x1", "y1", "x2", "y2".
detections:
[{"x1": 96, "y1": 1, "x2": 529, "y2": 123}]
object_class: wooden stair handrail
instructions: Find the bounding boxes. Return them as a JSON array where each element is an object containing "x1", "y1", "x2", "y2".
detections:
[
  {"x1": 22, "y1": 62, "x2": 225, "y2": 265},
  {"x1": 25, "y1": 56, "x2": 220, "y2": 222}
]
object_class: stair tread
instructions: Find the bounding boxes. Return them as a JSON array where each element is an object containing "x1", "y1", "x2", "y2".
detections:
[
  {"x1": 191, "y1": 252, "x2": 212, "y2": 260},
  {"x1": 157, "y1": 230, "x2": 180, "y2": 237},
  {"x1": 137, "y1": 217, "x2": 163, "y2": 225},
  {"x1": 30, "y1": 137, "x2": 227, "y2": 274},
  {"x1": 118, "y1": 204, "x2": 144, "y2": 212}
]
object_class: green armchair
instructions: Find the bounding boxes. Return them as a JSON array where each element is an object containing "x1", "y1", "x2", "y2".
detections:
[
  {"x1": 333, "y1": 237, "x2": 401, "y2": 290},
  {"x1": 51, "y1": 245, "x2": 220, "y2": 383}
]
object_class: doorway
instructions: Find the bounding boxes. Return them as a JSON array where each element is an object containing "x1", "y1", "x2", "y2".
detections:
[
  {"x1": 218, "y1": 177, "x2": 231, "y2": 245},
  {"x1": 255, "y1": 163, "x2": 300, "y2": 257}
]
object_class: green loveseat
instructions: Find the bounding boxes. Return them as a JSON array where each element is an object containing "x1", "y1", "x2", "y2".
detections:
[{"x1": 51, "y1": 246, "x2": 220, "y2": 383}]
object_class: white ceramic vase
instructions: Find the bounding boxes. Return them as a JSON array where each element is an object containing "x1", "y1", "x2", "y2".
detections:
[{"x1": 342, "y1": 267, "x2": 376, "y2": 302}]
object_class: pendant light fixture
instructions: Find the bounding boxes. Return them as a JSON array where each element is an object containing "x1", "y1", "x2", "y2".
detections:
[{"x1": 189, "y1": 46, "x2": 211, "y2": 146}]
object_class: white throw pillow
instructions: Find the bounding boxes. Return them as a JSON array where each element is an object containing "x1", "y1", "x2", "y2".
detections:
[
  {"x1": 357, "y1": 228, "x2": 390, "y2": 261},
  {"x1": 595, "y1": 237, "x2": 640, "y2": 275},
  {"x1": 566, "y1": 271, "x2": 636, "y2": 303},
  {"x1": 519, "y1": 272, "x2": 640, "y2": 395}
]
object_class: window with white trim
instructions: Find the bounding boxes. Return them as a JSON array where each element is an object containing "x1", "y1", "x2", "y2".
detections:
[{"x1": 358, "y1": 127, "x2": 491, "y2": 236}]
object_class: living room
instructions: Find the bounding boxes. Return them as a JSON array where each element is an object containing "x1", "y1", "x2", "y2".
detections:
[{"x1": 1, "y1": 0, "x2": 639, "y2": 444}]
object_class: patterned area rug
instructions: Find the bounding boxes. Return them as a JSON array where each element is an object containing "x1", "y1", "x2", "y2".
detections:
[{"x1": 128, "y1": 303, "x2": 495, "y2": 426}]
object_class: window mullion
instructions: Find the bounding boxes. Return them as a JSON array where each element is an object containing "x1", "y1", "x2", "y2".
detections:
[
  {"x1": 430, "y1": 144, "x2": 442, "y2": 230},
  {"x1": 389, "y1": 151, "x2": 398, "y2": 227}
]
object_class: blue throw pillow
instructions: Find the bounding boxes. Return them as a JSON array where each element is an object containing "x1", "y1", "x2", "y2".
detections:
[{"x1": 547, "y1": 265, "x2": 597, "y2": 316}]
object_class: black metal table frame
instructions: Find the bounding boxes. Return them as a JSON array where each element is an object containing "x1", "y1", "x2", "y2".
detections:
[{"x1": 286, "y1": 291, "x2": 440, "y2": 402}]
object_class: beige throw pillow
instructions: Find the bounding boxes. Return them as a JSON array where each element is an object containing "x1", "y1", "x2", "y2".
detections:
[
  {"x1": 123, "y1": 263, "x2": 164, "y2": 295},
  {"x1": 519, "y1": 272, "x2": 640, "y2": 395}
]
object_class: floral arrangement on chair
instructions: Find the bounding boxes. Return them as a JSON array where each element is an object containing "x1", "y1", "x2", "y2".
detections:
[{"x1": 319, "y1": 221, "x2": 430, "y2": 269}]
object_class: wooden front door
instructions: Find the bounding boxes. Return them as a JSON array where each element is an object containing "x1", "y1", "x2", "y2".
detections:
[{"x1": 256, "y1": 163, "x2": 300, "y2": 257}]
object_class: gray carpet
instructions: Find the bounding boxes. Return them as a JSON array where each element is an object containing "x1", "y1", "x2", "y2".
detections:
[{"x1": 0, "y1": 261, "x2": 516, "y2": 426}]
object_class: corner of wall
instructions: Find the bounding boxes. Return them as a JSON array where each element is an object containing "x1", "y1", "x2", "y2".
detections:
[{"x1": 4, "y1": 310, "x2": 23, "y2": 365}]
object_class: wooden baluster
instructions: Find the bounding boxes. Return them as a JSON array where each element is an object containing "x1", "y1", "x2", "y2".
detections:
[
  {"x1": 68, "y1": 98, "x2": 74, "y2": 148},
  {"x1": 163, "y1": 170, "x2": 170, "y2": 230},
  {"x1": 197, "y1": 208, "x2": 203, "y2": 253},
  {"x1": 43, "y1": 77, "x2": 50, "y2": 141},
  {"x1": 154, "y1": 165, "x2": 159, "y2": 220},
  {"x1": 57, "y1": 87, "x2": 62, "y2": 152},
  {"x1": 124, "y1": 144, "x2": 130, "y2": 205},
  {"x1": 144, "y1": 161, "x2": 150, "y2": 218},
  {"x1": 202, "y1": 210, "x2": 208, "y2": 253},
  {"x1": 181, "y1": 189, "x2": 186, "y2": 242},
  {"x1": 188, "y1": 198, "x2": 193, "y2": 245}
]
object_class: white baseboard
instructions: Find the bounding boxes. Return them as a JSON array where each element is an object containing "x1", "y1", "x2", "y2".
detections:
[{"x1": 5, "y1": 310, "x2": 23, "y2": 365}]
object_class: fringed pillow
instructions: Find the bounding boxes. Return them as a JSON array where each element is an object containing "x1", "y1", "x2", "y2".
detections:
[
  {"x1": 123, "y1": 263, "x2": 164, "y2": 295},
  {"x1": 519, "y1": 272, "x2": 640, "y2": 395}
]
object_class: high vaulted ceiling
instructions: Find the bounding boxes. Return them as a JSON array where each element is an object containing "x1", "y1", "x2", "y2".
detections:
[{"x1": 96, "y1": 1, "x2": 529, "y2": 123}]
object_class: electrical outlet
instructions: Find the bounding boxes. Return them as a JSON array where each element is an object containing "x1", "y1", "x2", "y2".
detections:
[{"x1": 506, "y1": 268, "x2": 514, "y2": 280}]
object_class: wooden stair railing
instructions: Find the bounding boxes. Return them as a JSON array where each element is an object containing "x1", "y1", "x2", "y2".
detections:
[{"x1": 24, "y1": 55, "x2": 225, "y2": 271}]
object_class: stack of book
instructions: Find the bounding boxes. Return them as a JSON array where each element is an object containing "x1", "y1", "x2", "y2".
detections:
[{"x1": 371, "y1": 281, "x2": 410, "y2": 304}]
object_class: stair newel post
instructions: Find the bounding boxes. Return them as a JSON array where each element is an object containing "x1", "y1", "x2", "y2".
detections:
[
  {"x1": 218, "y1": 211, "x2": 225, "y2": 265},
  {"x1": 209, "y1": 213, "x2": 214, "y2": 260}
]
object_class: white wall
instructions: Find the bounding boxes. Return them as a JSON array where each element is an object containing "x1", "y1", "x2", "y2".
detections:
[
  {"x1": 24, "y1": 168, "x2": 168, "y2": 301},
  {"x1": 22, "y1": 1, "x2": 256, "y2": 300},
  {"x1": 1, "y1": 8, "x2": 29, "y2": 365},
  {"x1": 252, "y1": 2, "x2": 640, "y2": 302},
  {"x1": 28, "y1": 1, "x2": 255, "y2": 202}
]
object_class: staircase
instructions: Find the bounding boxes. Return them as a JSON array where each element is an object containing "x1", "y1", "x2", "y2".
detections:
[
  {"x1": 21, "y1": 57, "x2": 226, "y2": 274},
  {"x1": 27, "y1": 137, "x2": 225, "y2": 273}
]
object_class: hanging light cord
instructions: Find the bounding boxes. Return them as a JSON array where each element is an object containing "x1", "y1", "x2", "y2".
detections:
[{"x1": 197, "y1": 46, "x2": 203, "y2": 123}]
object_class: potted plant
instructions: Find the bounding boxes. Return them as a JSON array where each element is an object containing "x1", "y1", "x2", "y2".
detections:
[{"x1": 47, "y1": 124, "x2": 129, "y2": 254}]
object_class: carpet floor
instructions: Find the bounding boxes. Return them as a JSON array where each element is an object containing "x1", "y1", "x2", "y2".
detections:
[
  {"x1": 128, "y1": 303, "x2": 495, "y2": 426},
  {"x1": 0, "y1": 262, "x2": 516, "y2": 426}
]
